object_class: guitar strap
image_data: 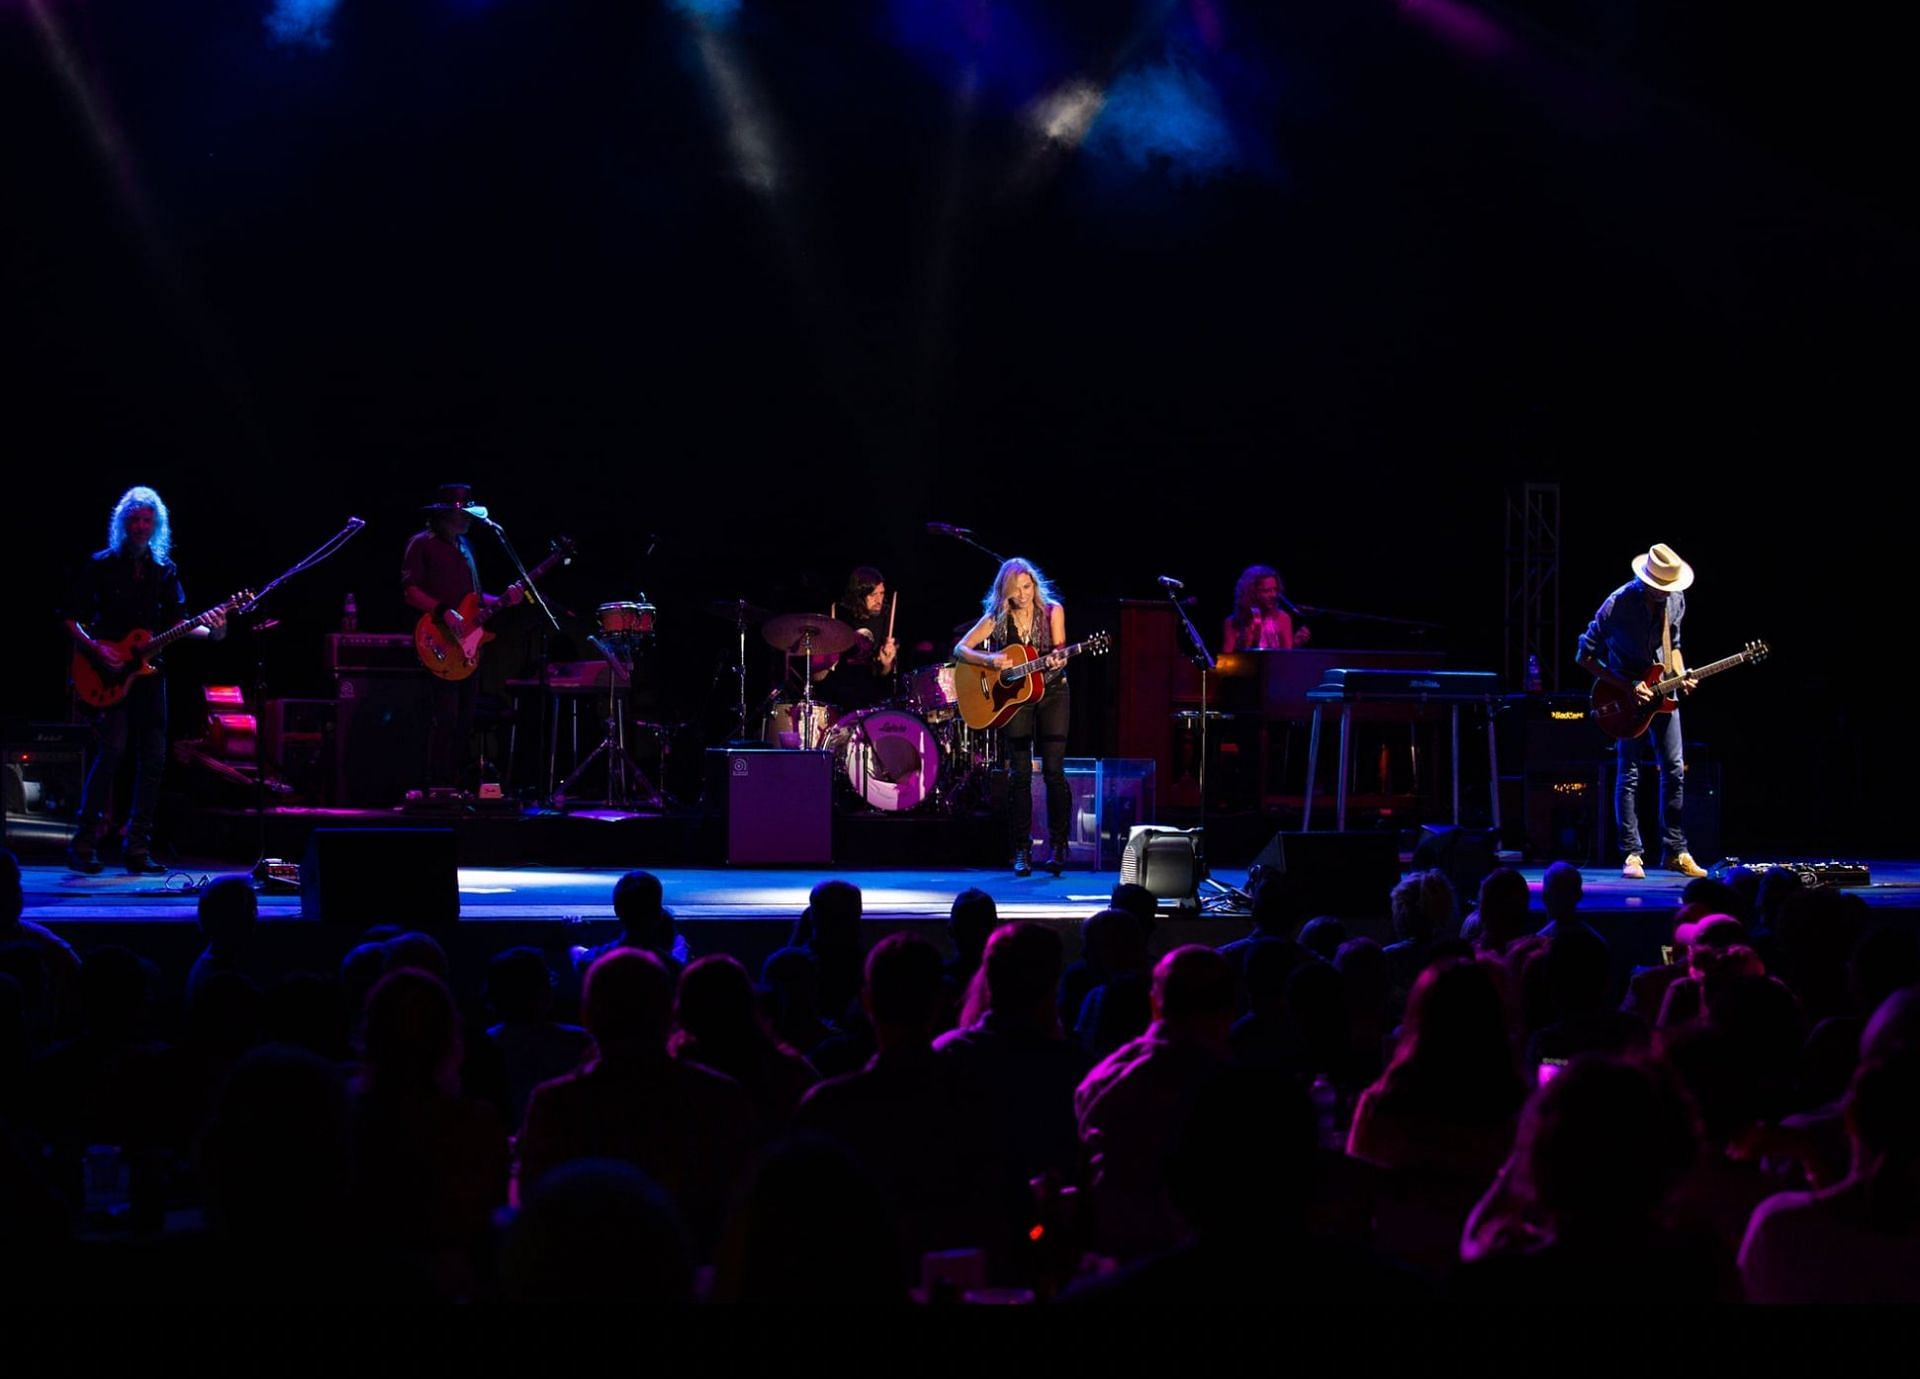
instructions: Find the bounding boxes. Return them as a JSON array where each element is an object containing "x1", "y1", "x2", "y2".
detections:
[{"x1": 1660, "y1": 601, "x2": 1674, "y2": 692}]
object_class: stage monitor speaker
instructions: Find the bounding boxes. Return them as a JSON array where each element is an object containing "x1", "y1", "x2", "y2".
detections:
[
  {"x1": 1119, "y1": 825, "x2": 1200, "y2": 912},
  {"x1": 705, "y1": 749, "x2": 832, "y2": 865},
  {"x1": 1411, "y1": 824, "x2": 1499, "y2": 905},
  {"x1": 334, "y1": 676, "x2": 433, "y2": 808},
  {"x1": 300, "y1": 827, "x2": 459, "y2": 929},
  {"x1": 1247, "y1": 831, "x2": 1403, "y2": 937}
]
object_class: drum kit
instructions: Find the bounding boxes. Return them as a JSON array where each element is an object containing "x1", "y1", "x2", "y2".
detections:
[
  {"x1": 550, "y1": 596, "x2": 667, "y2": 809},
  {"x1": 748, "y1": 609, "x2": 995, "y2": 815}
]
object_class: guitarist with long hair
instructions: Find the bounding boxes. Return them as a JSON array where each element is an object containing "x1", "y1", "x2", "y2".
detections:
[
  {"x1": 401, "y1": 483, "x2": 523, "y2": 794},
  {"x1": 1575, "y1": 542, "x2": 1707, "y2": 882},
  {"x1": 61, "y1": 485, "x2": 226, "y2": 873},
  {"x1": 955, "y1": 557, "x2": 1071, "y2": 878}
]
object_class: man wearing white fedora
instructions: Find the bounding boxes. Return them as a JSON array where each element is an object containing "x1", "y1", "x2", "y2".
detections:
[{"x1": 1576, "y1": 543, "x2": 1707, "y2": 880}]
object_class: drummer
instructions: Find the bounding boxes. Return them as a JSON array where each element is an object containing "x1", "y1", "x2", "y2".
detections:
[{"x1": 815, "y1": 565, "x2": 898, "y2": 711}]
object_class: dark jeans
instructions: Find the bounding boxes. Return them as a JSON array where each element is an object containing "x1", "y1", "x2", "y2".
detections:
[
  {"x1": 1004, "y1": 686, "x2": 1071, "y2": 849},
  {"x1": 1616, "y1": 706, "x2": 1687, "y2": 859},
  {"x1": 426, "y1": 674, "x2": 480, "y2": 789},
  {"x1": 76, "y1": 676, "x2": 168, "y2": 855}
]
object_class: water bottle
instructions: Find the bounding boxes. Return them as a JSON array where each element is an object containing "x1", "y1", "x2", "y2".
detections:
[
  {"x1": 1525, "y1": 653, "x2": 1543, "y2": 693},
  {"x1": 342, "y1": 592, "x2": 358, "y2": 634}
]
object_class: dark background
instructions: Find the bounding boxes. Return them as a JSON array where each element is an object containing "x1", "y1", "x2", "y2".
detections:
[{"x1": 4, "y1": 1, "x2": 1911, "y2": 851}]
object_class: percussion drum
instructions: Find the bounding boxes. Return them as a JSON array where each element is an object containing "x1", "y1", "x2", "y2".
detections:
[
  {"x1": 903, "y1": 662, "x2": 959, "y2": 721},
  {"x1": 834, "y1": 708, "x2": 940, "y2": 811},
  {"x1": 761, "y1": 697, "x2": 839, "y2": 751},
  {"x1": 597, "y1": 601, "x2": 657, "y2": 637}
]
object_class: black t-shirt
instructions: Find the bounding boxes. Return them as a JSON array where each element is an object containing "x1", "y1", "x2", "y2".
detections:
[
  {"x1": 820, "y1": 600, "x2": 893, "y2": 709},
  {"x1": 400, "y1": 528, "x2": 483, "y2": 609},
  {"x1": 63, "y1": 549, "x2": 187, "y2": 641}
]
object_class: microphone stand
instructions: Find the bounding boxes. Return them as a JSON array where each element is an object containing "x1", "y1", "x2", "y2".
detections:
[
  {"x1": 479, "y1": 518, "x2": 562, "y2": 801},
  {"x1": 932, "y1": 526, "x2": 1007, "y2": 567},
  {"x1": 1165, "y1": 582, "x2": 1248, "y2": 914}
]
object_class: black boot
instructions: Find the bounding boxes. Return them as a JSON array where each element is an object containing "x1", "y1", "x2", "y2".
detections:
[
  {"x1": 1012, "y1": 845, "x2": 1033, "y2": 878},
  {"x1": 125, "y1": 851, "x2": 168, "y2": 875},
  {"x1": 67, "y1": 843, "x2": 104, "y2": 875},
  {"x1": 1046, "y1": 832, "x2": 1069, "y2": 877}
]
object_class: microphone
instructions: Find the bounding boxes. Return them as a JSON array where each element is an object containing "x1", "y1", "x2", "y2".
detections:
[
  {"x1": 1157, "y1": 575, "x2": 1185, "y2": 591},
  {"x1": 927, "y1": 522, "x2": 972, "y2": 538},
  {"x1": 1274, "y1": 591, "x2": 1301, "y2": 616}
]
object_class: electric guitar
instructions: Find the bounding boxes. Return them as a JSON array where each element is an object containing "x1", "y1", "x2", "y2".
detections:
[
  {"x1": 414, "y1": 537, "x2": 576, "y2": 681},
  {"x1": 956, "y1": 631, "x2": 1112, "y2": 730},
  {"x1": 70, "y1": 589, "x2": 257, "y2": 708},
  {"x1": 1590, "y1": 639, "x2": 1769, "y2": 739}
]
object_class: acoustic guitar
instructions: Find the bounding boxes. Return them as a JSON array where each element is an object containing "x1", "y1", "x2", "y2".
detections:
[{"x1": 955, "y1": 631, "x2": 1111, "y2": 730}]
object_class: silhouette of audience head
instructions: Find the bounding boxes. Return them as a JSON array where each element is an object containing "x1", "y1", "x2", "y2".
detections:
[
  {"x1": 1153, "y1": 945, "x2": 1235, "y2": 1040},
  {"x1": 1541, "y1": 862, "x2": 1583, "y2": 923},
  {"x1": 759, "y1": 947, "x2": 824, "y2": 1038},
  {"x1": 794, "y1": 879, "x2": 864, "y2": 951},
  {"x1": 1540, "y1": 927, "x2": 1611, "y2": 1020},
  {"x1": 1108, "y1": 882, "x2": 1158, "y2": 937},
  {"x1": 1473, "y1": 868, "x2": 1534, "y2": 951},
  {"x1": 980, "y1": 922, "x2": 1065, "y2": 1027},
  {"x1": 503, "y1": 1158, "x2": 693, "y2": 1302},
  {"x1": 861, "y1": 932, "x2": 945, "y2": 1042},
  {"x1": 486, "y1": 946, "x2": 558, "y2": 1026},
  {"x1": 1243, "y1": 939, "x2": 1314, "y2": 1017},
  {"x1": 340, "y1": 942, "x2": 392, "y2": 1014},
  {"x1": 0, "y1": 848, "x2": 22, "y2": 924},
  {"x1": 712, "y1": 1135, "x2": 905, "y2": 1303},
  {"x1": 1168, "y1": 1067, "x2": 1318, "y2": 1241},
  {"x1": 188, "y1": 969, "x2": 263, "y2": 1057},
  {"x1": 948, "y1": 888, "x2": 998, "y2": 969},
  {"x1": 1390, "y1": 869, "x2": 1458, "y2": 944},
  {"x1": 384, "y1": 932, "x2": 450, "y2": 981},
  {"x1": 1297, "y1": 916, "x2": 1348, "y2": 963},
  {"x1": 1519, "y1": 1055, "x2": 1699, "y2": 1236},
  {"x1": 1381, "y1": 958, "x2": 1523, "y2": 1118},
  {"x1": 1846, "y1": 1048, "x2": 1920, "y2": 1183},
  {"x1": 612, "y1": 870, "x2": 677, "y2": 954},
  {"x1": 361, "y1": 967, "x2": 462, "y2": 1095},
  {"x1": 582, "y1": 948, "x2": 674, "y2": 1055},
  {"x1": 196, "y1": 874, "x2": 258, "y2": 954},
  {"x1": 673, "y1": 954, "x2": 766, "y2": 1054},
  {"x1": 262, "y1": 972, "x2": 351, "y2": 1061},
  {"x1": 1081, "y1": 907, "x2": 1150, "y2": 978},
  {"x1": 199, "y1": 1043, "x2": 350, "y2": 1244}
]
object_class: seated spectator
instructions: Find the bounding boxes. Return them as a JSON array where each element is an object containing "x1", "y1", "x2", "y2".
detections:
[
  {"x1": 1060, "y1": 907, "x2": 1147, "y2": 1040},
  {"x1": 759, "y1": 946, "x2": 835, "y2": 1056},
  {"x1": 1621, "y1": 903, "x2": 1714, "y2": 1024},
  {"x1": 1524, "y1": 929, "x2": 1649, "y2": 1067},
  {"x1": 1076, "y1": 945, "x2": 1236, "y2": 1264},
  {"x1": 1660, "y1": 1024, "x2": 1787, "y2": 1255},
  {"x1": 1335, "y1": 938, "x2": 1392, "y2": 1091},
  {"x1": 1456, "y1": 1055, "x2": 1736, "y2": 1301},
  {"x1": 573, "y1": 870, "x2": 690, "y2": 980},
  {"x1": 262, "y1": 972, "x2": 352, "y2": 1065},
  {"x1": 1297, "y1": 916, "x2": 1348, "y2": 964},
  {"x1": 1536, "y1": 861, "x2": 1601, "y2": 947},
  {"x1": 0, "y1": 848, "x2": 80, "y2": 981},
  {"x1": 790, "y1": 879, "x2": 866, "y2": 1030},
  {"x1": 484, "y1": 946, "x2": 592, "y2": 1134},
  {"x1": 1740, "y1": 1049, "x2": 1920, "y2": 1303},
  {"x1": 501, "y1": 1158, "x2": 694, "y2": 1303},
  {"x1": 710, "y1": 1134, "x2": 906, "y2": 1303},
  {"x1": 518, "y1": 949, "x2": 755, "y2": 1257},
  {"x1": 1347, "y1": 959, "x2": 1527, "y2": 1280},
  {"x1": 1460, "y1": 868, "x2": 1533, "y2": 954},
  {"x1": 347, "y1": 968, "x2": 510, "y2": 1299},
  {"x1": 28, "y1": 946, "x2": 172, "y2": 1164},
  {"x1": 186, "y1": 874, "x2": 263, "y2": 1004},
  {"x1": 1383, "y1": 869, "x2": 1459, "y2": 1011},
  {"x1": 935, "y1": 922, "x2": 1091, "y2": 1184},
  {"x1": 1228, "y1": 940, "x2": 1322, "y2": 1074},
  {"x1": 938, "y1": 887, "x2": 998, "y2": 1032},
  {"x1": 798, "y1": 934, "x2": 1014, "y2": 1283},
  {"x1": 1652, "y1": 915, "x2": 1751, "y2": 1029},
  {"x1": 1219, "y1": 878, "x2": 1309, "y2": 1013},
  {"x1": 1107, "y1": 882, "x2": 1159, "y2": 946},
  {"x1": 671, "y1": 954, "x2": 817, "y2": 1132}
]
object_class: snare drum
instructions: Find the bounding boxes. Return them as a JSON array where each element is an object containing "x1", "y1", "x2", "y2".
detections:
[
  {"x1": 837, "y1": 708, "x2": 939, "y2": 811},
  {"x1": 761, "y1": 696, "x2": 839, "y2": 751},
  {"x1": 904, "y1": 662, "x2": 959, "y2": 721},
  {"x1": 597, "y1": 601, "x2": 657, "y2": 637}
]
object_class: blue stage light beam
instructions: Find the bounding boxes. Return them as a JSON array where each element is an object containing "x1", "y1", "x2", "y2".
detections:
[
  {"x1": 667, "y1": 0, "x2": 743, "y2": 25},
  {"x1": 1084, "y1": 58, "x2": 1236, "y2": 179},
  {"x1": 264, "y1": 0, "x2": 340, "y2": 48}
]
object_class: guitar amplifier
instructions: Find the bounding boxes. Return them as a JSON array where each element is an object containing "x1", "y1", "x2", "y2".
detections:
[
  {"x1": 334, "y1": 676, "x2": 432, "y2": 807},
  {"x1": 326, "y1": 633, "x2": 419, "y2": 673},
  {"x1": 2, "y1": 721, "x2": 89, "y2": 847}
]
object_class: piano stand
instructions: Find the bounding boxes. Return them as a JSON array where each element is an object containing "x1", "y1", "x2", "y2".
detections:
[{"x1": 1303, "y1": 696, "x2": 1502, "y2": 835}]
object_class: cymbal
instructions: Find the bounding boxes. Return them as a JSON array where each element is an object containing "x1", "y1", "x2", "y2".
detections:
[
  {"x1": 704, "y1": 598, "x2": 771, "y2": 625},
  {"x1": 762, "y1": 612, "x2": 857, "y2": 657}
]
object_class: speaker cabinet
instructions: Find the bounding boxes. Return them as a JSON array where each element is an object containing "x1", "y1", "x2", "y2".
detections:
[
  {"x1": 299, "y1": 827, "x2": 459, "y2": 929},
  {"x1": 705, "y1": 749, "x2": 832, "y2": 865},
  {"x1": 333, "y1": 676, "x2": 432, "y2": 808}
]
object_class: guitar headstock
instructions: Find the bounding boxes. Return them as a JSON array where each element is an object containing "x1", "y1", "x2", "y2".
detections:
[
  {"x1": 1745, "y1": 639, "x2": 1770, "y2": 663},
  {"x1": 1083, "y1": 631, "x2": 1112, "y2": 656},
  {"x1": 227, "y1": 589, "x2": 258, "y2": 615},
  {"x1": 551, "y1": 536, "x2": 577, "y2": 562}
]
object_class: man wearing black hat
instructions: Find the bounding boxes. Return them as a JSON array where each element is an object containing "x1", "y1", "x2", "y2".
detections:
[{"x1": 402, "y1": 484, "x2": 523, "y2": 792}]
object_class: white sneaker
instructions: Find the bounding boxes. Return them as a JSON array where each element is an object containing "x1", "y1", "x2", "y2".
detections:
[{"x1": 1621, "y1": 853, "x2": 1646, "y2": 880}]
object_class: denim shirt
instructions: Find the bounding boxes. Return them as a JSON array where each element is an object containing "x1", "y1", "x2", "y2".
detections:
[{"x1": 1577, "y1": 580, "x2": 1685, "y2": 679}]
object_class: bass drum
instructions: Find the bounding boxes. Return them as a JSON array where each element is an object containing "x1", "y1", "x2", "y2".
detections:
[{"x1": 835, "y1": 708, "x2": 940, "y2": 811}]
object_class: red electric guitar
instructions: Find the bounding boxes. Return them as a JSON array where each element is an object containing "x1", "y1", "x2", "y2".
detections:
[
  {"x1": 414, "y1": 536, "x2": 575, "y2": 681},
  {"x1": 70, "y1": 589, "x2": 257, "y2": 709},
  {"x1": 956, "y1": 631, "x2": 1111, "y2": 730},
  {"x1": 1590, "y1": 639, "x2": 1770, "y2": 739}
]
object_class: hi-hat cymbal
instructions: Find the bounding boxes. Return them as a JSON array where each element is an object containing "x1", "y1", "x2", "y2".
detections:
[
  {"x1": 762, "y1": 612, "x2": 857, "y2": 657},
  {"x1": 704, "y1": 597, "x2": 771, "y2": 625}
]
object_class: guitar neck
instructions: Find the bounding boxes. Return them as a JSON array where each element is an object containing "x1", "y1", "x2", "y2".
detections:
[
  {"x1": 1002, "y1": 639, "x2": 1092, "y2": 683},
  {"x1": 1656, "y1": 650, "x2": 1750, "y2": 692},
  {"x1": 145, "y1": 608, "x2": 217, "y2": 654}
]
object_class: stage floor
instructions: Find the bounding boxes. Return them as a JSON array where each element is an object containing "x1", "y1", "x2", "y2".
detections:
[{"x1": 17, "y1": 858, "x2": 1919, "y2": 925}]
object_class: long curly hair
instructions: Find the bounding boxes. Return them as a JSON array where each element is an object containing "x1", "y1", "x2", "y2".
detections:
[
  {"x1": 981, "y1": 557, "x2": 1059, "y2": 620},
  {"x1": 1231, "y1": 564, "x2": 1279, "y2": 623},
  {"x1": 108, "y1": 486, "x2": 172, "y2": 564}
]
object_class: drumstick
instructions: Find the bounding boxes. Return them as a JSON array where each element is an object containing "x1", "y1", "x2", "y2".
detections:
[{"x1": 886, "y1": 591, "x2": 897, "y2": 643}]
